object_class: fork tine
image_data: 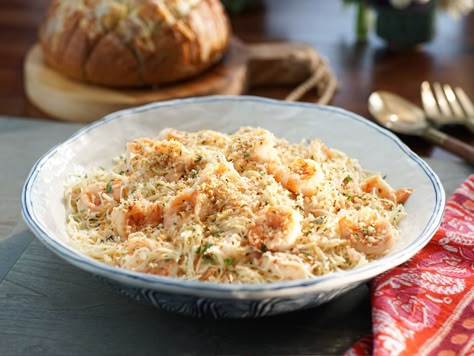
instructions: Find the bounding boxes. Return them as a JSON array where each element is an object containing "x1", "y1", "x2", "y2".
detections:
[
  {"x1": 454, "y1": 86, "x2": 474, "y2": 117},
  {"x1": 432, "y1": 82, "x2": 453, "y2": 118},
  {"x1": 443, "y1": 84, "x2": 465, "y2": 119},
  {"x1": 421, "y1": 81, "x2": 440, "y2": 119}
]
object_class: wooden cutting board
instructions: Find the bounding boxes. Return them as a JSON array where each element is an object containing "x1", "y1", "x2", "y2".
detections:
[{"x1": 24, "y1": 37, "x2": 336, "y2": 123}]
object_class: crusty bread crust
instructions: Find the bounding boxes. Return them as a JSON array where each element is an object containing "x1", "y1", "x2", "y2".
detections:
[{"x1": 39, "y1": 0, "x2": 231, "y2": 87}]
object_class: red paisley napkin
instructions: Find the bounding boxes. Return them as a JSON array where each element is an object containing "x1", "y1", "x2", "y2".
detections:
[{"x1": 346, "y1": 175, "x2": 474, "y2": 356}]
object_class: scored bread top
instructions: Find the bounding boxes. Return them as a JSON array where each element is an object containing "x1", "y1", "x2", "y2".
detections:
[{"x1": 39, "y1": 0, "x2": 231, "y2": 87}]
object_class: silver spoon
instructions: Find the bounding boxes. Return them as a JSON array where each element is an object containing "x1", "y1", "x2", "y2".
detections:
[{"x1": 368, "y1": 91, "x2": 474, "y2": 164}]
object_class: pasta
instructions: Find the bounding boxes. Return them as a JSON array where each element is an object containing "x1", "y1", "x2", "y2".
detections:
[{"x1": 64, "y1": 127, "x2": 412, "y2": 283}]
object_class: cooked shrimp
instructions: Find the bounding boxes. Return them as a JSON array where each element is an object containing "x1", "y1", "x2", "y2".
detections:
[
  {"x1": 248, "y1": 205, "x2": 302, "y2": 252},
  {"x1": 229, "y1": 127, "x2": 280, "y2": 171},
  {"x1": 307, "y1": 139, "x2": 334, "y2": 162},
  {"x1": 77, "y1": 183, "x2": 103, "y2": 213},
  {"x1": 258, "y1": 253, "x2": 308, "y2": 280},
  {"x1": 195, "y1": 130, "x2": 231, "y2": 150},
  {"x1": 127, "y1": 138, "x2": 194, "y2": 181},
  {"x1": 210, "y1": 233, "x2": 243, "y2": 259},
  {"x1": 273, "y1": 158, "x2": 323, "y2": 196},
  {"x1": 395, "y1": 187, "x2": 413, "y2": 204},
  {"x1": 77, "y1": 179, "x2": 125, "y2": 213},
  {"x1": 110, "y1": 199, "x2": 162, "y2": 238},
  {"x1": 65, "y1": 127, "x2": 412, "y2": 282},
  {"x1": 157, "y1": 128, "x2": 189, "y2": 144},
  {"x1": 126, "y1": 137, "x2": 155, "y2": 155},
  {"x1": 197, "y1": 160, "x2": 240, "y2": 184},
  {"x1": 361, "y1": 175, "x2": 396, "y2": 202},
  {"x1": 244, "y1": 128, "x2": 279, "y2": 164},
  {"x1": 338, "y1": 209, "x2": 396, "y2": 256},
  {"x1": 163, "y1": 189, "x2": 210, "y2": 229}
]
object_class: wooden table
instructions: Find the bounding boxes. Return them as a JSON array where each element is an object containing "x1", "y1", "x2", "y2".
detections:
[
  {"x1": 0, "y1": 1, "x2": 473, "y2": 355},
  {"x1": 1, "y1": 0, "x2": 473, "y2": 160}
]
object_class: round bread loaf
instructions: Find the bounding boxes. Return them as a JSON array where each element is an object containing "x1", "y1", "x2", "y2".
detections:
[{"x1": 39, "y1": 0, "x2": 231, "y2": 87}]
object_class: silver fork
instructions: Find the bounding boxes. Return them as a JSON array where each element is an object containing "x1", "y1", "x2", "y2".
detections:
[{"x1": 421, "y1": 81, "x2": 474, "y2": 134}]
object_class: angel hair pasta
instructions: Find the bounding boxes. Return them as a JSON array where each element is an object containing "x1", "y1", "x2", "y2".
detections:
[{"x1": 65, "y1": 127, "x2": 412, "y2": 283}]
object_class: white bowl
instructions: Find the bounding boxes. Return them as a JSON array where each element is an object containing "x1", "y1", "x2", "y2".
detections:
[{"x1": 21, "y1": 96, "x2": 445, "y2": 318}]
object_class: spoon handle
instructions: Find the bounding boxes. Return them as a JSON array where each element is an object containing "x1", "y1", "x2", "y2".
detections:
[{"x1": 424, "y1": 127, "x2": 474, "y2": 164}]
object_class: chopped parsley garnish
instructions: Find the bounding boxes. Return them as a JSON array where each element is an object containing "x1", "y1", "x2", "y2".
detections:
[
  {"x1": 343, "y1": 175, "x2": 352, "y2": 183},
  {"x1": 194, "y1": 154, "x2": 203, "y2": 163},
  {"x1": 202, "y1": 243, "x2": 213, "y2": 254},
  {"x1": 312, "y1": 216, "x2": 326, "y2": 225},
  {"x1": 203, "y1": 256, "x2": 215, "y2": 265},
  {"x1": 224, "y1": 258, "x2": 235, "y2": 266},
  {"x1": 260, "y1": 243, "x2": 267, "y2": 252},
  {"x1": 195, "y1": 243, "x2": 213, "y2": 256},
  {"x1": 106, "y1": 182, "x2": 113, "y2": 193},
  {"x1": 243, "y1": 152, "x2": 250, "y2": 159}
]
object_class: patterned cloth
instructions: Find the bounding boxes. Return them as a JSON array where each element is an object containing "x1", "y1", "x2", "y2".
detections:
[{"x1": 346, "y1": 175, "x2": 474, "y2": 356}]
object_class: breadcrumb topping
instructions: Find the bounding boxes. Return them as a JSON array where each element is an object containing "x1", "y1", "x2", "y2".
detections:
[{"x1": 65, "y1": 127, "x2": 411, "y2": 283}]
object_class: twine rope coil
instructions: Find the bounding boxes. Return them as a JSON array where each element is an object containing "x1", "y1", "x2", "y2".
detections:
[{"x1": 285, "y1": 51, "x2": 337, "y2": 105}]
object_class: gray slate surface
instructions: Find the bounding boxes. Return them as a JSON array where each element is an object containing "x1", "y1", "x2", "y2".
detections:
[{"x1": 0, "y1": 116, "x2": 471, "y2": 355}]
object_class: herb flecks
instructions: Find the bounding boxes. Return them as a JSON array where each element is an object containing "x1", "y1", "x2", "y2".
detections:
[
  {"x1": 203, "y1": 256, "x2": 215, "y2": 265},
  {"x1": 312, "y1": 216, "x2": 326, "y2": 225},
  {"x1": 202, "y1": 243, "x2": 213, "y2": 254},
  {"x1": 194, "y1": 154, "x2": 203, "y2": 163}
]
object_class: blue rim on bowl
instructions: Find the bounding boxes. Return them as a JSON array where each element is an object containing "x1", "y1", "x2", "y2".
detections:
[{"x1": 21, "y1": 96, "x2": 446, "y2": 317}]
